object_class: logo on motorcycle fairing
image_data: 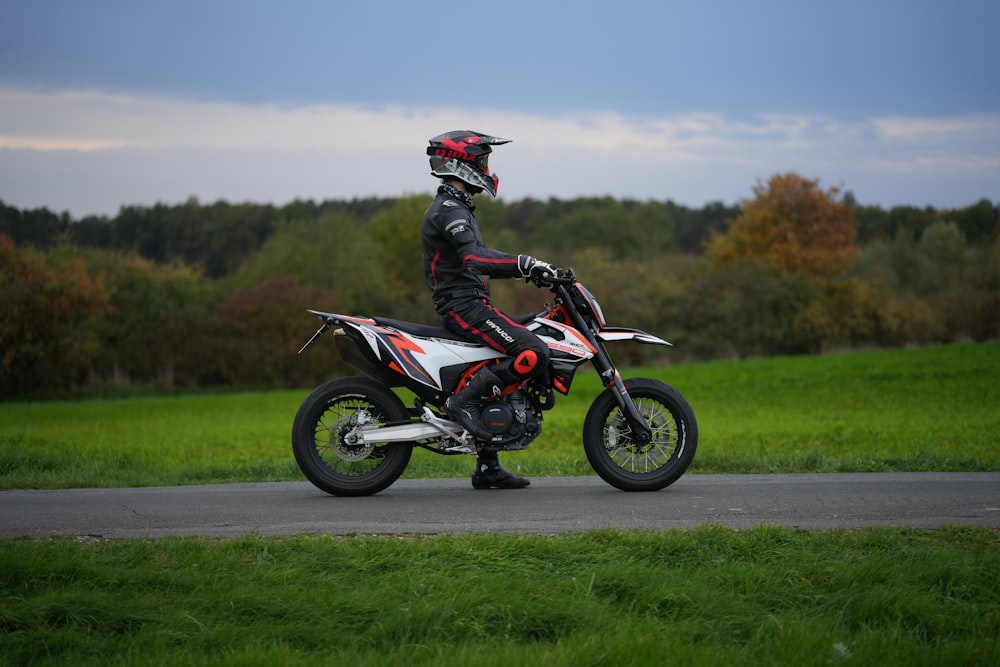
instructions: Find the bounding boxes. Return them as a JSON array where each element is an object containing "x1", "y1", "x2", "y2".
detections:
[{"x1": 485, "y1": 318, "x2": 515, "y2": 343}]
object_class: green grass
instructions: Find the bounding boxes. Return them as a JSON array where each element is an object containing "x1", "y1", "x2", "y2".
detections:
[
  {"x1": 3, "y1": 344, "x2": 999, "y2": 664},
  {"x1": 2, "y1": 526, "x2": 998, "y2": 665},
  {"x1": 1, "y1": 342, "x2": 997, "y2": 489},
  {"x1": 672, "y1": 342, "x2": 1000, "y2": 474},
  {"x1": 0, "y1": 391, "x2": 307, "y2": 489}
]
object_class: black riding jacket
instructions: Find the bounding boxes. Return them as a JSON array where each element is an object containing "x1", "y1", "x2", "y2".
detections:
[{"x1": 421, "y1": 187, "x2": 521, "y2": 315}]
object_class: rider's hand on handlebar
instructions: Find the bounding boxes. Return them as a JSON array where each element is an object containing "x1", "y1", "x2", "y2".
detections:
[
  {"x1": 517, "y1": 255, "x2": 560, "y2": 284},
  {"x1": 531, "y1": 261, "x2": 560, "y2": 282}
]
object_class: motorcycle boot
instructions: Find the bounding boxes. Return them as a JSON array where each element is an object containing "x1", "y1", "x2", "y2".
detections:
[
  {"x1": 472, "y1": 451, "x2": 530, "y2": 489},
  {"x1": 445, "y1": 368, "x2": 503, "y2": 442}
]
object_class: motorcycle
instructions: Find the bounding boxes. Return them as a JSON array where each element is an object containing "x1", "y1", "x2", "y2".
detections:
[{"x1": 292, "y1": 268, "x2": 697, "y2": 496}]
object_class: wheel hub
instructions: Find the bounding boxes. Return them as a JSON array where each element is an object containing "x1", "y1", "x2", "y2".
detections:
[{"x1": 329, "y1": 412, "x2": 376, "y2": 461}]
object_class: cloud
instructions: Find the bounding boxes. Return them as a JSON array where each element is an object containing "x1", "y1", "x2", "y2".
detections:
[
  {"x1": 7, "y1": 87, "x2": 984, "y2": 157},
  {"x1": 871, "y1": 115, "x2": 1000, "y2": 140},
  {"x1": 1, "y1": 87, "x2": 997, "y2": 215}
]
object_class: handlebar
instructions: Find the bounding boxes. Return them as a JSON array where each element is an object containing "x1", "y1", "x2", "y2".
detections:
[{"x1": 530, "y1": 266, "x2": 577, "y2": 288}]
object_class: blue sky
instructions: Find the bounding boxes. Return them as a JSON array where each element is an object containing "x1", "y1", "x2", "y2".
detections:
[{"x1": 1, "y1": 0, "x2": 998, "y2": 217}]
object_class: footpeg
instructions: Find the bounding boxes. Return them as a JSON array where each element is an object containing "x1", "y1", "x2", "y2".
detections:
[{"x1": 419, "y1": 405, "x2": 473, "y2": 452}]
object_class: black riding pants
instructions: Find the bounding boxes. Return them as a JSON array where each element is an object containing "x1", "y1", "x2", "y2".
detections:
[{"x1": 440, "y1": 298, "x2": 550, "y2": 386}]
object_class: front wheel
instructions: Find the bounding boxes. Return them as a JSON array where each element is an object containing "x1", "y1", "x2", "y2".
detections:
[
  {"x1": 583, "y1": 377, "x2": 698, "y2": 492},
  {"x1": 292, "y1": 377, "x2": 413, "y2": 496}
]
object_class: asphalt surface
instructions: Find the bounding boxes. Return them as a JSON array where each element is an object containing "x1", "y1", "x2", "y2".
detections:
[{"x1": 2, "y1": 473, "x2": 998, "y2": 539}]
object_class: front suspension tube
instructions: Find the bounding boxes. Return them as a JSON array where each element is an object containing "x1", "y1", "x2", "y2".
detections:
[
  {"x1": 607, "y1": 370, "x2": 653, "y2": 444},
  {"x1": 556, "y1": 284, "x2": 654, "y2": 445}
]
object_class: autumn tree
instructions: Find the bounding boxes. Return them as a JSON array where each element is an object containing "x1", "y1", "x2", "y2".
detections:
[
  {"x1": 855, "y1": 219, "x2": 999, "y2": 343},
  {"x1": 701, "y1": 174, "x2": 863, "y2": 353},
  {"x1": 199, "y1": 275, "x2": 344, "y2": 388},
  {"x1": 0, "y1": 235, "x2": 112, "y2": 395},
  {"x1": 71, "y1": 248, "x2": 207, "y2": 387},
  {"x1": 707, "y1": 173, "x2": 859, "y2": 284}
]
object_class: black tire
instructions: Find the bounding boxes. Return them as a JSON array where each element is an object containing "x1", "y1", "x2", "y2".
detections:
[
  {"x1": 583, "y1": 377, "x2": 698, "y2": 492},
  {"x1": 292, "y1": 377, "x2": 413, "y2": 496}
]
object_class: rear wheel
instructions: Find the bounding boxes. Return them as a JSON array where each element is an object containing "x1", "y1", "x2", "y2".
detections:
[
  {"x1": 583, "y1": 377, "x2": 698, "y2": 491},
  {"x1": 292, "y1": 377, "x2": 413, "y2": 496}
]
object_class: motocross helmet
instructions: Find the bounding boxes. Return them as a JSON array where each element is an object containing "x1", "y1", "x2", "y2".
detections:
[{"x1": 427, "y1": 130, "x2": 511, "y2": 197}]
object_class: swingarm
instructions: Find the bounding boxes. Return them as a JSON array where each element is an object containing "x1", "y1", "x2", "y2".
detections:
[{"x1": 341, "y1": 406, "x2": 466, "y2": 447}]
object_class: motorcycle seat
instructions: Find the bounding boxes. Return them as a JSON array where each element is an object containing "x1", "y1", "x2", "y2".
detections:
[
  {"x1": 374, "y1": 317, "x2": 467, "y2": 341},
  {"x1": 375, "y1": 312, "x2": 542, "y2": 342}
]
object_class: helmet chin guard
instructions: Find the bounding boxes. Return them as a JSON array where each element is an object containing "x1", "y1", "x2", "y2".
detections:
[{"x1": 427, "y1": 130, "x2": 511, "y2": 197}]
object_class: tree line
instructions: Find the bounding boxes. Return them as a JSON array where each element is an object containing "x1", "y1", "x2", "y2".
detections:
[{"x1": 1, "y1": 176, "x2": 998, "y2": 398}]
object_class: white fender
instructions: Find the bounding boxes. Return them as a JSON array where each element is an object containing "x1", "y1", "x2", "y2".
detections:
[{"x1": 597, "y1": 327, "x2": 673, "y2": 346}]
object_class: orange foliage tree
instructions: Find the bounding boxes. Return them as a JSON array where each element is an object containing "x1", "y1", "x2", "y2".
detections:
[
  {"x1": 707, "y1": 173, "x2": 859, "y2": 284},
  {"x1": 701, "y1": 174, "x2": 866, "y2": 354},
  {"x1": 0, "y1": 234, "x2": 113, "y2": 395},
  {"x1": 199, "y1": 275, "x2": 344, "y2": 388}
]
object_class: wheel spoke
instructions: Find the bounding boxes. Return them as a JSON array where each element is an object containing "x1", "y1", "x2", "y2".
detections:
[
  {"x1": 603, "y1": 397, "x2": 681, "y2": 474},
  {"x1": 583, "y1": 377, "x2": 697, "y2": 491},
  {"x1": 293, "y1": 378, "x2": 414, "y2": 496},
  {"x1": 313, "y1": 398, "x2": 388, "y2": 477}
]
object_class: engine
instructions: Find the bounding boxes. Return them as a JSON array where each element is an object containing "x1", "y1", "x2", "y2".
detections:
[{"x1": 477, "y1": 390, "x2": 543, "y2": 450}]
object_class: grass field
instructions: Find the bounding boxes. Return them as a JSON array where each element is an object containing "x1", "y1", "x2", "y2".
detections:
[
  {"x1": 2, "y1": 343, "x2": 998, "y2": 665},
  {"x1": 2, "y1": 527, "x2": 998, "y2": 665}
]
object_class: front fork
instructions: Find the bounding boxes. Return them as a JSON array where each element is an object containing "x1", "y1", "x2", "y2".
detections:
[
  {"x1": 555, "y1": 286, "x2": 653, "y2": 444},
  {"x1": 598, "y1": 361, "x2": 653, "y2": 444},
  {"x1": 587, "y1": 336, "x2": 652, "y2": 444}
]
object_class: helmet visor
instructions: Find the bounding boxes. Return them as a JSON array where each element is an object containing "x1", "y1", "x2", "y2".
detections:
[
  {"x1": 475, "y1": 154, "x2": 499, "y2": 195},
  {"x1": 476, "y1": 153, "x2": 490, "y2": 174}
]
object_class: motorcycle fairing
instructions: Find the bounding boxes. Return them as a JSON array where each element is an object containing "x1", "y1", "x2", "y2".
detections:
[
  {"x1": 528, "y1": 317, "x2": 598, "y2": 358},
  {"x1": 310, "y1": 309, "x2": 613, "y2": 400},
  {"x1": 309, "y1": 309, "x2": 668, "y2": 400},
  {"x1": 334, "y1": 316, "x2": 503, "y2": 392}
]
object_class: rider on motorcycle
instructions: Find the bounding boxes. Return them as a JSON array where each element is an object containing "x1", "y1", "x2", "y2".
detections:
[{"x1": 421, "y1": 130, "x2": 560, "y2": 490}]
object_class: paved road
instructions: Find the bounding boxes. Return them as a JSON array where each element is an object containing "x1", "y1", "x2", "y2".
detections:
[{"x1": 2, "y1": 473, "x2": 998, "y2": 539}]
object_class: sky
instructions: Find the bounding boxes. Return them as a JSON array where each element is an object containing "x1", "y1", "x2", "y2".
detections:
[{"x1": 1, "y1": 0, "x2": 998, "y2": 218}]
